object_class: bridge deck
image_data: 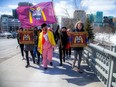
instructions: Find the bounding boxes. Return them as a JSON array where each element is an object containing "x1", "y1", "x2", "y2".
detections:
[{"x1": 0, "y1": 49, "x2": 104, "y2": 87}]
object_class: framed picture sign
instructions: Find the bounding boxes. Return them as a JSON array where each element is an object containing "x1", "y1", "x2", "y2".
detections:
[
  {"x1": 69, "y1": 32, "x2": 88, "y2": 47},
  {"x1": 19, "y1": 30, "x2": 34, "y2": 44}
]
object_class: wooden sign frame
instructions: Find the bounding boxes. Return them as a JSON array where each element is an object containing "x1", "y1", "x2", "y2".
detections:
[
  {"x1": 69, "y1": 32, "x2": 88, "y2": 47},
  {"x1": 19, "y1": 30, "x2": 34, "y2": 44}
]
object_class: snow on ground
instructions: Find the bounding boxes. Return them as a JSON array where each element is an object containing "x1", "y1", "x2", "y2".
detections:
[{"x1": 95, "y1": 33, "x2": 116, "y2": 45}]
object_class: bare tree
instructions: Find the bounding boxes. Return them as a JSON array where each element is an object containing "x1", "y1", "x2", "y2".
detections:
[{"x1": 61, "y1": 7, "x2": 76, "y2": 29}]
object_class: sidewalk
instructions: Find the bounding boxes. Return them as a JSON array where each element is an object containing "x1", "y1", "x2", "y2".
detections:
[{"x1": 0, "y1": 49, "x2": 104, "y2": 87}]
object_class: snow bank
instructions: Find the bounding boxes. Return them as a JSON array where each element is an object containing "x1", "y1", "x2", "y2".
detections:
[{"x1": 95, "y1": 33, "x2": 116, "y2": 45}]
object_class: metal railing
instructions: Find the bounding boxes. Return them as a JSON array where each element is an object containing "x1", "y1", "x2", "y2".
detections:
[{"x1": 83, "y1": 43, "x2": 116, "y2": 87}]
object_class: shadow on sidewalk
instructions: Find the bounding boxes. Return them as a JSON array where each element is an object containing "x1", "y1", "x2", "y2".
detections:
[{"x1": 24, "y1": 51, "x2": 102, "y2": 87}]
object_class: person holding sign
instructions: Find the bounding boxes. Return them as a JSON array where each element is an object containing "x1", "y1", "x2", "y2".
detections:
[{"x1": 72, "y1": 21, "x2": 85, "y2": 73}]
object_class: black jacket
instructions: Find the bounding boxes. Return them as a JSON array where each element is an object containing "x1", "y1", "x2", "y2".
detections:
[{"x1": 59, "y1": 31, "x2": 68, "y2": 49}]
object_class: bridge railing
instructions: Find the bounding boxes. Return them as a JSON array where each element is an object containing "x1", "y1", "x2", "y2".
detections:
[{"x1": 83, "y1": 43, "x2": 116, "y2": 87}]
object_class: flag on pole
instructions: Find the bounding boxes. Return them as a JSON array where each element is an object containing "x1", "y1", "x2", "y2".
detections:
[{"x1": 17, "y1": 2, "x2": 57, "y2": 28}]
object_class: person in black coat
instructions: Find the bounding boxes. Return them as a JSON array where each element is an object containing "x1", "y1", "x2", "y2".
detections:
[
  {"x1": 17, "y1": 27, "x2": 24, "y2": 60},
  {"x1": 72, "y1": 21, "x2": 85, "y2": 73},
  {"x1": 24, "y1": 29, "x2": 35, "y2": 68},
  {"x1": 58, "y1": 27, "x2": 68, "y2": 66}
]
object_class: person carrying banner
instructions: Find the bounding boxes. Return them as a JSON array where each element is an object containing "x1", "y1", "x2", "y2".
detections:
[
  {"x1": 72, "y1": 21, "x2": 85, "y2": 73},
  {"x1": 38, "y1": 23, "x2": 56, "y2": 70}
]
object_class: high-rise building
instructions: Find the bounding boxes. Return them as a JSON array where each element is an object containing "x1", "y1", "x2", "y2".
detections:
[
  {"x1": 94, "y1": 11, "x2": 103, "y2": 23},
  {"x1": 1, "y1": 15, "x2": 20, "y2": 32},
  {"x1": 113, "y1": 17, "x2": 116, "y2": 22},
  {"x1": 73, "y1": 10, "x2": 86, "y2": 23},
  {"x1": 12, "y1": 9, "x2": 18, "y2": 19},
  {"x1": 87, "y1": 14, "x2": 94, "y2": 23}
]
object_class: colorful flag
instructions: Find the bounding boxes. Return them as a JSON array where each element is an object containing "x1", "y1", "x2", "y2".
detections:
[{"x1": 17, "y1": 2, "x2": 57, "y2": 28}]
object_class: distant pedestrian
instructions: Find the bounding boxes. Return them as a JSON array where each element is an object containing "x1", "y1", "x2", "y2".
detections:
[
  {"x1": 72, "y1": 21, "x2": 85, "y2": 73},
  {"x1": 38, "y1": 23, "x2": 56, "y2": 70}
]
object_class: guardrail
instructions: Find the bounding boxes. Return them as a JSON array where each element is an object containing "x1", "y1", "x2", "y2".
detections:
[{"x1": 83, "y1": 43, "x2": 116, "y2": 87}]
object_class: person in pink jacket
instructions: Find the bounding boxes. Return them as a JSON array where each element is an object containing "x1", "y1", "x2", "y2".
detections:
[{"x1": 38, "y1": 23, "x2": 56, "y2": 70}]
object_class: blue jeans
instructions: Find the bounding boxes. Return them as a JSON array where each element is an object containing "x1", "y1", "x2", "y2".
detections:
[{"x1": 73, "y1": 50, "x2": 83, "y2": 69}]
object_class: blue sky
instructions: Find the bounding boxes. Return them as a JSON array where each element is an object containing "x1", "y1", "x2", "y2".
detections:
[{"x1": 0, "y1": 0, "x2": 116, "y2": 17}]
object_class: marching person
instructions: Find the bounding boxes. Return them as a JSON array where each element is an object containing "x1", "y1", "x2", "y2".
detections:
[
  {"x1": 66, "y1": 28, "x2": 71, "y2": 59},
  {"x1": 33, "y1": 27, "x2": 41, "y2": 65},
  {"x1": 38, "y1": 23, "x2": 56, "y2": 70},
  {"x1": 58, "y1": 27, "x2": 68, "y2": 66},
  {"x1": 72, "y1": 21, "x2": 85, "y2": 73},
  {"x1": 17, "y1": 27, "x2": 24, "y2": 60},
  {"x1": 24, "y1": 29, "x2": 35, "y2": 68}
]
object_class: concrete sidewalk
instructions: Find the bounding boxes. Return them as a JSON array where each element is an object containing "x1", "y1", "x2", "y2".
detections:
[{"x1": 0, "y1": 49, "x2": 104, "y2": 87}]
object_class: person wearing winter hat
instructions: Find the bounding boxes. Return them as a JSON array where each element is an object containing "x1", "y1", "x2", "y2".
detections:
[{"x1": 72, "y1": 20, "x2": 85, "y2": 73}]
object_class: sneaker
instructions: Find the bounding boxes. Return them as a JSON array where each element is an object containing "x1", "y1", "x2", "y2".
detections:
[
  {"x1": 63, "y1": 57, "x2": 65, "y2": 62},
  {"x1": 66, "y1": 55, "x2": 68, "y2": 59},
  {"x1": 44, "y1": 67, "x2": 47, "y2": 70},
  {"x1": 25, "y1": 64, "x2": 30, "y2": 68},
  {"x1": 37, "y1": 62, "x2": 40, "y2": 66},
  {"x1": 59, "y1": 63, "x2": 62, "y2": 66},
  {"x1": 22, "y1": 56, "x2": 25, "y2": 60},
  {"x1": 33, "y1": 61, "x2": 35, "y2": 64},
  {"x1": 72, "y1": 63, "x2": 75, "y2": 68},
  {"x1": 77, "y1": 68, "x2": 83, "y2": 73},
  {"x1": 50, "y1": 62, "x2": 53, "y2": 66}
]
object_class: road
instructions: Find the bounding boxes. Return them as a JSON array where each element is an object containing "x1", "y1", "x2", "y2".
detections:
[
  {"x1": 0, "y1": 39, "x2": 104, "y2": 87},
  {"x1": 0, "y1": 39, "x2": 20, "y2": 63}
]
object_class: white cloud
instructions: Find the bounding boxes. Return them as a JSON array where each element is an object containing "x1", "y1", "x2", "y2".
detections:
[
  {"x1": 0, "y1": 11, "x2": 12, "y2": 15},
  {"x1": 0, "y1": 4, "x2": 18, "y2": 16},
  {"x1": 54, "y1": 1, "x2": 75, "y2": 18},
  {"x1": 8, "y1": 5, "x2": 18, "y2": 9},
  {"x1": 81, "y1": 0, "x2": 116, "y2": 16},
  {"x1": 32, "y1": 3, "x2": 37, "y2": 5},
  {"x1": 0, "y1": 6, "x2": 12, "y2": 16}
]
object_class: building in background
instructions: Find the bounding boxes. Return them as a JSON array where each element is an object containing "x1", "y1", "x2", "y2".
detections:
[
  {"x1": 0, "y1": 2, "x2": 33, "y2": 32},
  {"x1": 103, "y1": 16, "x2": 113, "y2": 26},
  {"x1": 113, "y1": 17, "x2": 116, "y2": 22},
  {"x1": 18, "y1": 2, "x2": 33, "y2": 6},
  {"x1": 61, "y1": 10, "x2": 86, "y2": 29},
  {"x1": 113, "y1": 17, "x2": 116, "y2": 27},
  {"x1": 1, "y1": 15, "x2": 20, "y2": 32},
  {"x1": 94, "y1": 11, "x2": 103, "y2": 23},
  {"x1": 93, "y1": 11, "x2": 103, "y2": 27},
  {"x1": 12, "y1": 9, "x2": 18, "y2": 19},
  {"x1": 87, "y1": 14, "x2": 94, "y2": 23},
  {"x1": 0, "y1": 17, "x2": 1, "y2": 32}
]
